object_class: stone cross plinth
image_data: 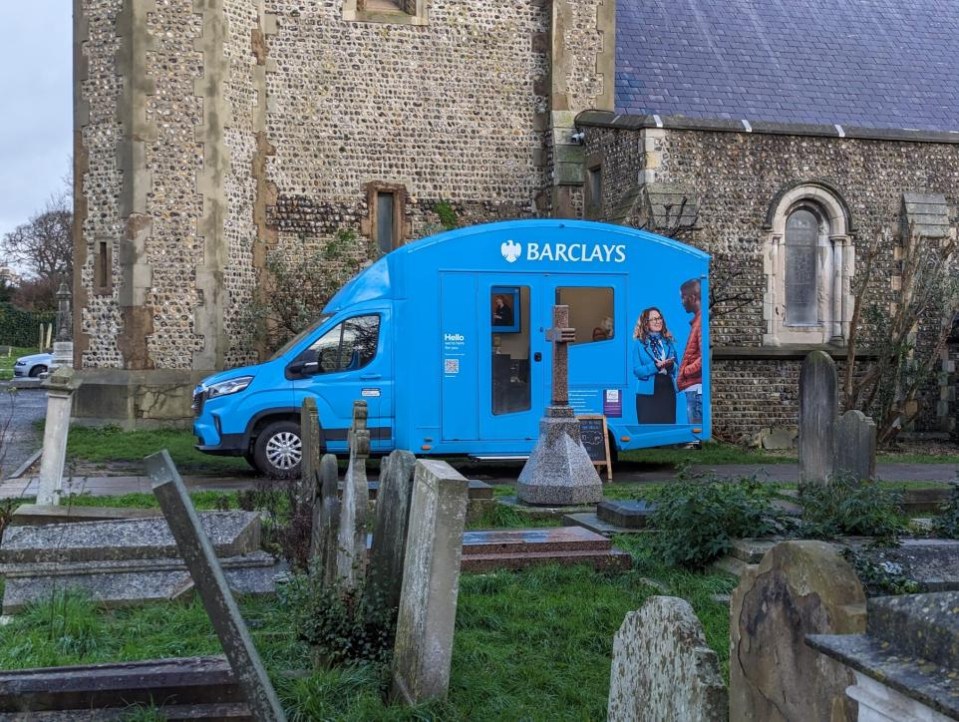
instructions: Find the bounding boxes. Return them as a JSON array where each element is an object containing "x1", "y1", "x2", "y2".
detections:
[
  {"x1": 36, "y1": 367, "x2": 80, "y2": 505},
  {"x1": 516, "y1": 305, "x2": 602, "y2": 506}
]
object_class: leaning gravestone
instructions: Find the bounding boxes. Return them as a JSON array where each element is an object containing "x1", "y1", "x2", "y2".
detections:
[
  {"x1": 608, "y1": 596, "x2": 727, "y2": 722},
  {"x1": 798, "y1": 350, "x2": 837, "y2": 485},
  {"x1": 392, "y1": 459, "x2": 469, "y2": 705},
  {"x1": 368, "y1": 449, "x2": 416, "y2": 611},
  {"x1": 147, "y1": 450, "x2": 286, "y2": 722},
  {"x1": 729, "y1": 540, "x2": 866, "y2": 722},
  {"x1": 297, "y1": 397, "x2": 322, "y2": 513},
  {"x1": 834, "y1": 409, "x2": 877, "y2": 481}
]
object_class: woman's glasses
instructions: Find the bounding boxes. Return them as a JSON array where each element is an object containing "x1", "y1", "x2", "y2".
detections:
[{"x1": 647, "y1": 316, "x2": 663, "y2": 323}]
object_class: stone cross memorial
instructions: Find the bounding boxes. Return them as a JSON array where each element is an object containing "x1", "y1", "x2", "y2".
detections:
[
  {"x1": 516, "y1": 305, "x2": 602, "y2": 505},
  {"x1": 146, "y1": 450, "x2": 286, "y2": 722}
]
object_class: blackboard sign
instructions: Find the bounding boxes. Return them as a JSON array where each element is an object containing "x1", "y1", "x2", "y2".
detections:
[{"x1": 578, "y1": 414, "x2": 612, "y2": 482}]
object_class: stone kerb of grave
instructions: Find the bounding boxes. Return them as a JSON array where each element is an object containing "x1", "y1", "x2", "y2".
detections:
[
  {"x1": 808, "y1": 591, "x2": 959, "y2": 720},
  {"x1": 0, "y1": 511, "x2": 274, "y2": 614},
  {"x1": 608, "y1": 596, "x2": 727, "y2": 722},
  {"x1": 730, "y1": 540, "x2": 866, "y2": 722}
]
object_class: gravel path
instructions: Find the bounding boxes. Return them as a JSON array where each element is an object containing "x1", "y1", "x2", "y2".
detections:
[{"x1": 0, "y1": 386, "x2": 46, "y2": 478}]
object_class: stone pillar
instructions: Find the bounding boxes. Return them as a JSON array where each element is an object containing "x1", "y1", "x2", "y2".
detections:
[
  {"x1": 298, "y1": 397, "x2": 321, "y2": 512},
  {"x1": 391, "y1": 459, "x2": 469, "y2": 705},
  {"x1": 799, "y1": 350, "x2": 838, "y2": 484},
  {"x1": 517, "y1": 305, "x2": 603, "y2": 505},
  {"x1": 36, "y1": 368, "x2": 81, "y2": 506},
  {"x1": 336, "y1": 401, "x2": 370, "y2": 590},
  {"x1": 51, "y1": 282, "x2": 74, "y2": 371}
]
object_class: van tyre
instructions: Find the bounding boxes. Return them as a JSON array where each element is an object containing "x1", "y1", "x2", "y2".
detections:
[{"x1": 254, "y1": 420, "x2": 302, "y2": 479}]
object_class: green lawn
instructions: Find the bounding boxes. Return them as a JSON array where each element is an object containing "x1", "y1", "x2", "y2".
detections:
[
  {"x1": 0, "y1": 535, "x2": 734, "y2": 721},
  {"x1": 0, "y1": 347, "x2": 37, "y2": 381}
]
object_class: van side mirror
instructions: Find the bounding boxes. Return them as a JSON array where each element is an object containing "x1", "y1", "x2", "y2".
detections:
[{"x1": 288, "y1": 350, "x2": 319, "y2": 377}]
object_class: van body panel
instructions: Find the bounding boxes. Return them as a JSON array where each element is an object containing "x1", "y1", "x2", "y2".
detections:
[{"x1": 194, "y1": 220, "x2": 711, "y2": 467}]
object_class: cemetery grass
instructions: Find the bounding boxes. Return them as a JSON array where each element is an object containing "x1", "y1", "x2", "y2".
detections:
[
  {"x1": 0, "y1": 347, "x2": 35, "y2": 381},
  {"x1": 65, "y1": 425, "x2": 250, "y2": 474},
  {"x1": 0, "y1": 538, "x2": 735, "y2": 721}
]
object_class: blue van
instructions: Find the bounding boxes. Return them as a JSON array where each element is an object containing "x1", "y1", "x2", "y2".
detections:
[{"x1": 193, "y1": 220, "x2": 710, "y2": 476}]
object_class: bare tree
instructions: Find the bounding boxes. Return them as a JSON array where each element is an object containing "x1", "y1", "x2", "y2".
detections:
[
  {"x1": 843, "y1": 224, "x2": 959, "y2": 444},
  {"x1": 2, "y1": 193, "x2": 73, "y2": 283}
]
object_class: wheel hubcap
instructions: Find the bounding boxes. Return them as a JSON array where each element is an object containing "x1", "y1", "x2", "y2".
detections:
[{"x1": 265, "y1": 431, "x2": 301, "y2": 470}]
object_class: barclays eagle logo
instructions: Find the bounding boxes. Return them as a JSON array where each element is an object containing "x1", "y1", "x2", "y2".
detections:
[{"x1": 501, "y1": 239, "x2": 522, "y2": 263}]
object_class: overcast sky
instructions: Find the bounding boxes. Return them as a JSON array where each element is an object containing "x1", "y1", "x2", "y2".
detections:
[{"x1": 0, "y1": 3, "x2": 72, "y2": 251}]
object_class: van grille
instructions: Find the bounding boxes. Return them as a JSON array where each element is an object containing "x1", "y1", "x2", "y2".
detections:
[{"x1": 192, "y1": 389, "x2": 206, "y2": 416}]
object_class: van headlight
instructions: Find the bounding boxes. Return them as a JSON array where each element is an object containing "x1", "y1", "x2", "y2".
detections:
[{"x1": 207, "y1": 376, "x2": 253, "y2": 398}]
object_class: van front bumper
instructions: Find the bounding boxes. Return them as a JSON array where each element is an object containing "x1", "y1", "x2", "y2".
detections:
[{"x1": 194, "y1": 416, "x2": 247, "y2": 455}]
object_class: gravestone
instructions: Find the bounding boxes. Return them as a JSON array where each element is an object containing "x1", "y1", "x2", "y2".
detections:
[
  {"x1": 336, "y1": 401, "x2": 370, "y2": 590},
  {"x1": 36, "y1": 367, "x2": 80, "y2": 505},
  {"x1": 368, "y1": 449, "x2": 416, "y2": 611},
  {"x1": 311, "y1": 453, "x2": 340, "y2": 590},
  {"x1": 298, "y1": 397, "x2": 321, "y2": 512},
  {"x1": 834, "y1": 409, "x2": 877, "y2": 481},
  {"x1": 517, "y1": 305, "x2": 603, "y2": 505},
  {"x1": 147, "y1": 450, "x2": 286, "y2": 722},
  {"x1": 392, "y1": 459, "x2": 469, "y2": 705},
  {"x1": 798, "y1": 350, "x2": 837, "y2": 484},
  {"x1": 608, "y1": 596, "x2": 727, "y2": 722},
  {"x1": 729, "y1": 540, "x2": 866, "y2": 722}
]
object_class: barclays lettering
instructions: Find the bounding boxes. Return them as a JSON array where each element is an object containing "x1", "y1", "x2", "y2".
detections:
[{"x1": 524, "y1": 242, "x2": 626, "y2": 263}]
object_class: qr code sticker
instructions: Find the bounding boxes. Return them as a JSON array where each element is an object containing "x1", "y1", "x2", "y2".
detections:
[{"x1": 444, "y1": 359, "x2": 460, "y2": 374}]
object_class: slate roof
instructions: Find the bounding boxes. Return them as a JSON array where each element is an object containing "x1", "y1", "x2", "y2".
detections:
[{"x1": 616, "y1": 0, "x2": 959, "y2": 132}]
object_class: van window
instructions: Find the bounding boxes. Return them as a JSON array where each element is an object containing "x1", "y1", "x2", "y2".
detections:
[
  {"x1": 491, "y1": 286, "x2": 531, "y2": 415},
  {"x1": 308, "y1": 315, "x2": 380, "y2": 373},
  {"x1": 555, "y1": 287, "x2": 614, "y2": 344}
]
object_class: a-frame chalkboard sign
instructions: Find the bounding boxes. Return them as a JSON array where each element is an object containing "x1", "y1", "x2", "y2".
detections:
[{"x1": 577, "y1": 414, "x2": 612, "y2": 482}]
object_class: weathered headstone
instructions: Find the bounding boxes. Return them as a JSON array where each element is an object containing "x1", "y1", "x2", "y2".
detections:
[
  {"x1": 147, "y1": 450, "x2": 286, "y2": 722},
  {"x1": 798, "y1": 350, "x2": 838, "y2": 484},
  {"x1": 834, "y1": 409, "x2": 877, "y2": 481},
  {"x1": 311, "y1": 453, "x2": 340, "y2": 590},
  {"x1": 297, "y1": 397, "x2": 321, "y2": 513},
  {"x1": 36, "y1": 367, "x2": 80, "y2": 505},
  {"x1": 391, "y1": 459, "x2": 469, "y2": 705},
  {"x1": 608, "y1": 596, "x2": 727, "y2": 722},
  {"x1": 517, "y1": 305, "x2": 603, "y2": 505},
  {"x1": 729, "y1": 540, "x2": 866, "y2": 722},
  {"x1": 336, "y1": 401, "x2": 370, "y2": 590},
  {"x1": 809, "y1": 591, "x2": 959, "y2": 721},
  {"x1": 368, "y1": 449, "x2": 416, "y2": 611}
]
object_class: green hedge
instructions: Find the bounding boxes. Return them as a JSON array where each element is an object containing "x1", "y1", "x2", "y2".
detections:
[{"x1": 0, "y1": 303, "x2": 56, "y2": 348}]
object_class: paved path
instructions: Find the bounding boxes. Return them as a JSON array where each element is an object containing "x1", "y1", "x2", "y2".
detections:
[
  {"x1": 0, "y1": 386, "x2": 46, "y2": 480},
  {"x1": 1, "y1": 461, "x2": 956, "y2": 499}
]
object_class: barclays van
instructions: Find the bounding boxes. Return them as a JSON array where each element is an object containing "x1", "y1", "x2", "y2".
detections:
[{"x1": 193, "y1": 219, "x2": 710, "y2": 477}]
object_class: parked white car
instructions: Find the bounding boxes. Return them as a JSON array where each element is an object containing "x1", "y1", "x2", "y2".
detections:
[{"x1": 13, "y1": 352, "x2": 54, "y2": 378}]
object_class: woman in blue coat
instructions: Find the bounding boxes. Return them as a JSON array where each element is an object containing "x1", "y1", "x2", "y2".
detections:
[{"x1": 632, "y1": 306, "x2": 678, "y2": 424}]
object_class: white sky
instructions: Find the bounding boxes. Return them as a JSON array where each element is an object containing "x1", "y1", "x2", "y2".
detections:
[{"x1": 0, "y1": 3, "x2": 72, "y2": 254}]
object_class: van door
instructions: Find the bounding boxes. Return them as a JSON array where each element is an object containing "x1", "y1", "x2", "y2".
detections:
[{"x1": 289, "y1": 309, "x2": 394, "y2": 453}]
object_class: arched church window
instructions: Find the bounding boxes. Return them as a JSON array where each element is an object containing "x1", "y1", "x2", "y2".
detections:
[{"x1": 784, "y1": 207, "x2": 822, "y2": 326}]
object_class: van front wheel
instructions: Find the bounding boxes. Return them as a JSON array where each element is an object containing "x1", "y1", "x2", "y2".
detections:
[{"x1": 253, "y1": 420, "x2": 302, "y2": 479}]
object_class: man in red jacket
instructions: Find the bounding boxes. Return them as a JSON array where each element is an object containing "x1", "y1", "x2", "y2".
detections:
[{"x1": 677, "y1": 278, "x2": 703, "y2": 424}]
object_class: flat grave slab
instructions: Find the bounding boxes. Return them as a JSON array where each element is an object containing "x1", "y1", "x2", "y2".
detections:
[
  {"x1": 9, "y1": 504, "x2": 162, "y2": 526},
  {"x1": 562, "y1": 512, "x2": 644, "y2": 536},
  {"x1": 460, "y1": 526, "x2": 632, "y2": 573},
  {"x1": 0, "y1": 511, "x2": 260, "y2": 564},
  {"x1": 596, "y1": 500, "x2": 656, "y2": 529}
]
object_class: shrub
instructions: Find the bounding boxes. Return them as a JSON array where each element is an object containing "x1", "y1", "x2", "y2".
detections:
[
  {"x1": 932, "y1": 480, "x2": 959, "y2": 539},
  {"x1": 286, "y1": 576, "x2": 396, "y2": 668},
  {"x1": 649, "y1": 474, "x2": 784, "y2": 569},
  {"x1": 798, "y1": 476, "x2": 906, "y2": 542}
]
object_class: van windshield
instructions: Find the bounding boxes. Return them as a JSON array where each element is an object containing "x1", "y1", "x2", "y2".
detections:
[{"x1": 269, "y1": 315, "x2": 331, "y2": 361}]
